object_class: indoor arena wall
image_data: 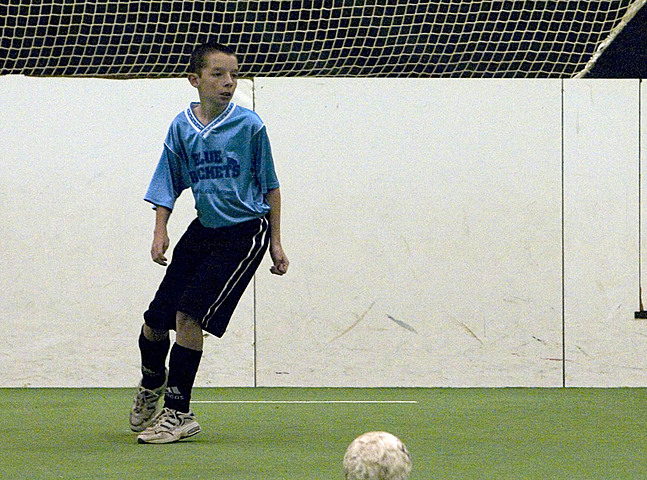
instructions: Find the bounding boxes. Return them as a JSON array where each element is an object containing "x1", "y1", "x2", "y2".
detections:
[{"x1": 0, "y1": 77, "x2": 644, "y2": 387}]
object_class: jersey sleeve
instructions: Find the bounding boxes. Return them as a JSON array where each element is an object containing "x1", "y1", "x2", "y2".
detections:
[
  {"x1": 144, "y1": 127, "x2": 191, "y2": 210},
  {"x1": 251, "y1": 125, "x2": 280, "y2": 194}
]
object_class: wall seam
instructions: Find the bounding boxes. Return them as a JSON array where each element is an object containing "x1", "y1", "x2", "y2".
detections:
[
  {"x1": 252, "y1": 77, "x2": 258, "y2": 388},
  {"x1": 635, "y1": 80, "x2": 645, "y2": 322},
  {"x1": 561, "y1": 79, "x2": 567, "y2": 388}
]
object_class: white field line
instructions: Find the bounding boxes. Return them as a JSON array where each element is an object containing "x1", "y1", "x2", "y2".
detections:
[{"x1": 192, "y1": 400, "x2": 418, "y2": 405}]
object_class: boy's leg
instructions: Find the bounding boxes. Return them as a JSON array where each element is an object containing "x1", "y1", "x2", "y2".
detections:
[
  {"x1": 137, "y1": 312, "x2": 203, "y2": 444},
  {"x1": 137, "y1": 217, "x2": 269, "y2": 443},
  {"x1": 140, "y1": 324, "x2": 170, "y2": 389},
  {"x1": 131, "y1": 219, "x2": 207, "y2": 432},
  {"x1": 166, "y1": 312, "x2": 203, "y2": 413},
  {"x1": 129, "y1": 324, "x2": 171, "y2": 432}
]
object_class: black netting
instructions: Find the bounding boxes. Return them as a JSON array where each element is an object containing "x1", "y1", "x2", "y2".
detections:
[{"x1": 0, "y1": 0, "x2": 642, "y2": 78}]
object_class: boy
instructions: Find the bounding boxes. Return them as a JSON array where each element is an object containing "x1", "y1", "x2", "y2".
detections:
[{"x1": 130, "y1": 41, "x2": 288, "y2": 444}]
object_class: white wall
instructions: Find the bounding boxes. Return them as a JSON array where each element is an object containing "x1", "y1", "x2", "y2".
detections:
[
  {"x1": 563, "y1": 80, "x2": 643, "y2": 386},
  {"x1": 1, "y1": 76, "x2": 645, "y2": 387},
  {"x1": 255, "y1": 78, "x2": 564, "y2": 387},
  {"x1": 0, "y1": 76, "x2": 257, "y2": 387}
]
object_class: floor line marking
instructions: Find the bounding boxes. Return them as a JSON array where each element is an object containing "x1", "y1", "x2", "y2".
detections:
[{"x1": 192, "y1": 400, "x2": 418, "y2": 404}]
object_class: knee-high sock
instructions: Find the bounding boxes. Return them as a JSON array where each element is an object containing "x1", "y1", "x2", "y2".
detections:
[
  {"x1": 164, "y1": 343, "x2": 203, "y2": 413},
  {"x1": 138, "y1": 329, "x2": 170, "y2": 390}
]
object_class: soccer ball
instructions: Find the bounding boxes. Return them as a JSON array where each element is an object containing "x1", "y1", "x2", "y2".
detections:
[{"x1": 343, "y1": 431, "x2": 412, "y2": 480}]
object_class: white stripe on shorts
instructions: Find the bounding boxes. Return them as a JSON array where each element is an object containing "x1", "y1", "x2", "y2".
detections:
[{"x1": 202, "y1": 216, "x2": 269, "y2": 329}]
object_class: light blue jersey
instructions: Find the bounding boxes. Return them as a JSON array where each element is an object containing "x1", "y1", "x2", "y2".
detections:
[{"x1": 145, "y1": 102, "x2": 280, "y2": 228}]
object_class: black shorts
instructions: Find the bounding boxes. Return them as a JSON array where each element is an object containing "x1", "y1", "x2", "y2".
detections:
[{"x1": 144, "y1": 216, "x2": 270, "y2": 337}]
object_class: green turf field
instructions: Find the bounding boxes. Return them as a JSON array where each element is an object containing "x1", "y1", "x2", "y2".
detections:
[{"x1": 2, "y1": 387, "x2": 646, "y2": 479}]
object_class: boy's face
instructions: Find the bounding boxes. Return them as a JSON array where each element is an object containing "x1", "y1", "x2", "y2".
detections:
[{"x1": 189, "y1": 51, "x2": 239, "y2": 109}]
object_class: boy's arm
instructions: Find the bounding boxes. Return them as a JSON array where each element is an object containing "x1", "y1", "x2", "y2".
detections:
[
  {"x1": 151, "y1": 206, "x2": 172, "y2": 266},
  {"x1": 265, "y1": 188, "x2": 289, "y2": 275}
]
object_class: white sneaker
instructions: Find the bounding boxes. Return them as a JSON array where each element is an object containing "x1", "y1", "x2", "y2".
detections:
[
  {"x1": 129, "y1": 378, "x2": 167, "y2": 432},
  {"x1": 137, "y1": 407, "x2": 201, "y2": 444}
]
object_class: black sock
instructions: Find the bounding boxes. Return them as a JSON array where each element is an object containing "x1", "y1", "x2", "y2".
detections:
[
  {"x1": 138, "y1": 329, "x2": 170, "y2": 390},
  {"x1": 164, "y1": 343, "x2": 203, "y2": 413}
]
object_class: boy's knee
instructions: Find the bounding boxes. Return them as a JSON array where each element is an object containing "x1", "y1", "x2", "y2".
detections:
[
  {"x1": 176, "y1": 312, "x2": 202, "y2": 332},
  {"x1": 142, "y1": 324, "x2": 169, "y2": 342},
  {"x1": 175, "y1": 312, "x2": 204, "y2": 351}
]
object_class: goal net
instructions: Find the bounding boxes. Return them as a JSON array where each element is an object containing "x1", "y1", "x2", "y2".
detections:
[{"x1": 1, "y1": 0, "x2": 645, "y2": 79}]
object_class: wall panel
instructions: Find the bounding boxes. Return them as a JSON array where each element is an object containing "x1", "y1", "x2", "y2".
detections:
[
  {"x1": 254, "y1": 78, "x2": 563, "y2": 387},
  {"x1": 563, "y1": 80, "x2": 645, "y2": 386},
  {"x1": 0, "y1": 77, "x2": 256, "y2": 386}
]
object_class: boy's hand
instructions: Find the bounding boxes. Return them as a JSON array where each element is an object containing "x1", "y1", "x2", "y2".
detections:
[
  {"x1": 151, "y1": 230, "x2": 170, "y2": 266},
  {"x1": 269, "y1": 244, "x2": 289, "y2": 275}
]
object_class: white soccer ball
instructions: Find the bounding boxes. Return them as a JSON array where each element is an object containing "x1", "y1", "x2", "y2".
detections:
[{"x1": 343, "y1": 431, "x2": 412, "y2": 480}]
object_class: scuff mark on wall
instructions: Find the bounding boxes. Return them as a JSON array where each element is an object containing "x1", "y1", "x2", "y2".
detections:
[
  {"x1": 447, "y1": 313, "x2": 484, "y2": 345},
  {"x1": 329, "y1": 301, "x2": 376, "y2": 343},
  {"x1": 386, "y1": 315, "x2": 418, "y2": 334}
]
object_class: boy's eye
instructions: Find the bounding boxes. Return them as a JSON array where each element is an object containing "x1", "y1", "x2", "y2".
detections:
[{"x1": 211, "y1": 70, "x2": 238, "y2": 79}]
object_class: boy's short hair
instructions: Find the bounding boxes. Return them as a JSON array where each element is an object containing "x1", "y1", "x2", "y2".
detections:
[{"x1": 189, "y1": 41, "x2": 237, "y2": 74}]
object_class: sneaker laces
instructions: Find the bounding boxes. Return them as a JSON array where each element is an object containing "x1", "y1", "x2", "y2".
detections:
[
  {"x1": 133, "y1": 388, "x2": 160, "y2": 414},
  {"x1": 151, "y1": 408, "x2": 182, "y2": 432}
]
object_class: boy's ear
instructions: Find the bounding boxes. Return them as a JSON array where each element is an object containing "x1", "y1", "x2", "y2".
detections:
[{"x1": 188, "y1": 73, "x2": 199, "y2": 88}]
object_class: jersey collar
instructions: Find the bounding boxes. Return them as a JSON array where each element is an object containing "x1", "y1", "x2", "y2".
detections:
[{"x1": 186, "y1": 102, "x2": 236, "y2": 137}]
